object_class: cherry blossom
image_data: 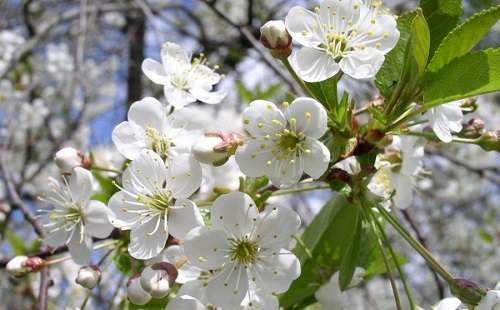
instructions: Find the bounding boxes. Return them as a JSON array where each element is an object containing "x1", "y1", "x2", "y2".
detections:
[{"x1": 424, "y1": 101, "x2": 464, "y2": 143}]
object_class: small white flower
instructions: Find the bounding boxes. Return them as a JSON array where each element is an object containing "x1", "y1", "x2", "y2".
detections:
[
  {"x1": 75, "y1": 266, "x2": 101, "y2": 289},
  {"x1": 40, "y1": 167, "x2": 113, "y2": 265},
  {"x1": 235, "y1": 98, "x2": 330, "y2": 186},
  {"x1": 142, "y1": 42, "x2": 226, "y2": 108},
  {"x1": 149, "y1": 245, "x2": 202, "y2": 284},
  {"x1": 127, "y1": 276, "x2": 152, "y2": 305},
  {"x1": 285, "y1": 0, "x2": 400, "y2": 82},
  {"x1": 477, "y1": 290, "x2": 500, "y2": 310},
  {"x1": 431, "y1": 297, "x2": 463, "y2": 310},
  {"x1": 112, "y1": 97, "x2": 197, "y2": 161},
  {"x1": 424, "y1": 101, "x2": 463, "y2": 143},
  {"x1": 107, "y1": 150, "x2": 203, "y2": 260},
  {"x1": 183, "y1": 192, "x2": 301, "y2": 309}
]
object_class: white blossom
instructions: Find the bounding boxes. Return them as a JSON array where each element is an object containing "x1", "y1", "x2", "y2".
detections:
[
  {"x1": 39, "y1": 167, "x2": 113, "y2": 265},
  {"x1": 107, "y1": 150, "x2": 203, "y2": 259},
  {"x1": 477, "y1": 289, "x2": 500, "y2": 310},
  {"x1": 431, "y1": 297, "x2": 463, "y2": 310},
  {"x1": 140, "y1": 263, "x2": 173, "y2": 298},
  {"x1": 112, "y1": 97, "x2": 196, "y2": 161},
  {"x1": 235, "y1": 98, "x2": 330, "y2": 186},
  {"x1": 285, "y1": 0, "x2": 400, "y2": 82},
  {"x1": 183, "y1": 192, "x2": 301, "y2": 309},
  {"x1": 424, "y1": 101, "x2": 464, "y2": 143},
  {"x1": 149, "y1": 245, "x2": 202, "y2": 284},
  {"x1": 142, "y1": 42, "x2": 226, "y2": 108}
]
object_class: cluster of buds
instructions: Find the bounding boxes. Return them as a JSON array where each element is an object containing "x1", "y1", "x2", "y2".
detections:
[
  {"x1": 478, "y1": 130, "x2": 500, "y2": 152},
  {"x1": 54, "y1": 147, "x2": 91, "y2": 175},
  {"x1": 461, "y1": 118, "x2": 485, "y2": 138},
  {"x1": 127, "y1": 262, "x2": 178, "y2": 305},
  {"x1": 192, "y1": 131, "x2": 243, "y2": 166},
  {"x1": 75, "y1": 266, "x2": 101, "y2": 289},
  {"x1": 6, "y1": 256, "x2": 45, "y2": 277},
  {"x1": 260, "y1": 20, "x2": 292, "y2": 59}
]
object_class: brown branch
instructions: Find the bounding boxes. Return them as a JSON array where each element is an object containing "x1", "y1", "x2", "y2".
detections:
[{"x1": 37, "y1": 268, "x2": 51, "y2": 310}]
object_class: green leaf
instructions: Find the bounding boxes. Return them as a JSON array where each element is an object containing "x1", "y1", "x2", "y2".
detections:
[
  {"x1": 5, "y1": 229, "x2": 27, "y2": 255},
  {"x1": 426, "y1": 5, "x2": 500, "y2": 73},
  {"x1": 478, "y1": 229, "x2": 494, "y2": 243},
  {"x1": 375, "y1": 9, "x2": 430, "y2": 108},
  {"x1": 424, "y1": 48, "x2": 500, "y2": 108},
  {"x1": 280, "y1": 194, "x2": 359, "y2": 307},
  {"x1": 420, "y1": 0, "x2": 462, "y2": 58},
  {"x1": 338, "y1": 214, "x2": 362, "y2": 291},
  {"x1": 91, "y1": 171, "x2": 118, "y2": 203},
  {"x1": 114, "y1": 250, "x2": 132, "y2": 275},
  {"x1": 305, "y1": 76, "x2": 339, "y2": 110}
]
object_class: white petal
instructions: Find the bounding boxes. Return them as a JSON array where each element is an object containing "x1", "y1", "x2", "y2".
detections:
[
  {"x1": 190, "y1": 87, "x2": 226, "y2": 104},
  {"x1": 128, "y1": 97, "x2": 166, "y2": 132},
  {"x1": 235, "y1": 140, "x2": 275, "y2": 178},
  {"x1": 477, "y1": 290, "x2": 500, "y2": 310},
  {"x1": 268, "y1": 157, "x2": 304, "y2": 187},
  {"x1": 160, "y1": 246, "x2": 201, "y2": 284},
  {"x1": 68, "y1": 225, "x2": 92, "y2": 265},
  {"x1": 128, "y1": 217, "x2": 168, "y2": 259},
  {"x1": 206, "y1": 263, "x2": 249, "y2": 309},
  {"x1": 319, "y1": 0, "x2": 361, "y2": 33},
  {"x1": 166, "y1": 295, "x2": 205, "y2": 310},
  {"x1": 142, "y1": 58, "x2": 169, "y2": 85},
  {"x1": 44, "y1": 225, "x2": 71, "y2": 247},
  {"x1": 107, "y1": 191, "x2": 142, "y2": 230},
  {"x1": 241, "y1": 286, "x2": 279, "y2": 310},
  {"x1": 340, "y1": 47, "x2": 385, "y2": 79},
  {"x1": 391, "y1": 172, "x2": 414, "y2": 209},
  {"x1": 177, "y1": 280, "x2": 208, "y2": 304},
  {"x1": 286, "y1": 97, "x2": 327, "y2": 138},
  {"x1": 433, "y1": 297, "x2": 462, "y2": 310},
  {"x1": 184, "y1": 226, "x2": 229, "y2": 270},
  {"x1": 122, "y1": 150, "x2": 168, "y2": 196},
  {"x1": 191, "y1": 64, "x2": 221, "y2": 85},
  {"x1": 165, "y1": 85, "x2": 196, "y2": 109},
  {"x1": 352, "y1": 13, "x2": 399, "y2": 54},
  {"x1": 285, "y1": 7, "x2": 323, "y2": 48},
  {"x1": 302, "y1": 138, "x2": 331, "y2": 179},
  {"x1": 253, "y1": 205, "x2": 301, "y2": 249},
  {"x1": 289, "y1": 47, "x2": 340, "y2": 83},
  {"x1": 166, "y1": 154, "x2": 202, "y2": 199},
  {"x1": 168, "y1": 199, "x2": 204, "y2": 240},
  {"x1": 161, "y1": 42, "x2": 190, "y2": 73},
  {"x1": 251, "y1": 249, "x2": 300, "y2": 294},
  {"x1": 112, "y1": 121, "x2": 146, "y2": 160},
  {"x1": 84, "y1": 200, "x2": 113, "y2": 238},
  {"x1": 211, "y1": 192, "x2": 259, "y2": 238},
  {"x1": 68, "y1": 167, "x2": 93, "y2": 207},
  {"x1": 242, "y1": 100, "x2": 286, "y2": 137}
]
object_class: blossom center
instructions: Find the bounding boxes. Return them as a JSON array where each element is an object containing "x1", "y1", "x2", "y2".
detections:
[
  {"x1": 137, "y1": 191, "x2": 172, "y2": 214},
  {"x1": 229, "y1": 238, "x2": 258, "y2": 265},
  {"x1": 170, "y1": 73, "x2": 190, "y2": 90},
  {"x1": 145, "y1": 127, "x2": 171, "y2": 159},
  {"x1": 324, "y1": 33, "x2": 349, "y2": 59}
]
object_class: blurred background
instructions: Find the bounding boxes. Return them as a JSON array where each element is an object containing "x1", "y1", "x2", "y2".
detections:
[{"x1": 0, "y1": 0, "x2": 498, "y2": 308}]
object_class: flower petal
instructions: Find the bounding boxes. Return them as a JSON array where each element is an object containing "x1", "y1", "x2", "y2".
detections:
[
  {"x1": 166, "y1": 295, "x2": 205, "y2": 310},
  {"x1": 107, "y1": 191, "x2": 142, "y2": 230},
  {"x1": 268, "y1": 157, "x2": 304, "y2": 187},
  {"x1": 112, "y1": 121, "x2": 146, "y2": 160},
  {"x1": 160, "y1": 245, "x2": 201, "y2": 284},
  {"x1": 128, "y1": 216, "x2": 168, "y2": 259},
  {"x1": 166, "y1": 154, "x2": 202, "y2": 199},
  {"x1": 251, "y1": 249, "x2": 300, "y2": 294},
  {"x1": 433, "y1": 297, "x2": 462, "y2": 310},
  {"x1": 285, "y1": 7, "x2": 323, "y2": 48},
  {"x1": 339, "y1": 47, "x2": 385, "y2": 79},
  {"x1": 161, "y1": 42, "x2": 190, "y2": 73},
  {"x1": 165, "y1": 85, "x2": 196, "y2": 109},
  {"x1": 235, "y1": 140, "x2": 274, "y2": 178},
  {"x1": 319, "y1": 0, "x2": 361, "y2": 33},
  {"x1": 390, "y1": 172, "x2": 414, "y2": 209},
  {"x1": 206, "y1": 263, "x2": 249, "y2": 309},
  {"x1": 190, "y1": 87, "x2": 226, "y2": 105},
  {"x1": 253, "y1": 205, "x2": 301, "y2": 249},
  {"x1": 84, "y1": 200, "x2": 113, "y2": 238},
  {"x1": 142, "y1": 58, "x2": 169, "y2": 85},
  {"x1": 353, "y1": 13, "x2": 399, "y2": 54},
  {"x1": 122, "y1": 150, "x2": 168, "y2": 196},
  {"x1": 211, "y1": 192, "x2": 259, "y2": 238},
  {"x1": 302, "y1": 138, "x2": 330, "y2": 179},
  {"x1": 68, "y1": 167, "x2": 93, "y2": 207},
  {"x1": 168, "y1": 199, "x2": 204, "y2": 240},
  {"x1": 128, "y1": 97, "x2": 166, "y2": 132},
  {"x1": 286, "y1": 97, "x2": 327, "y2": 138},
  {"x1": 242, "y1": 100, "x2": 286, "y2": 137},
  {"x1": 43, "y1": 224, "x2": 71, "y2": 248},
  {"x1": 184, "y1": 226, "x2": 229, "y2": 270},
  {"x1": 289, "y1": 47, "x2": 340, "y2": 82},
  {"x1": 68, "y1": 225, "x2": 92, "y2": 265}
]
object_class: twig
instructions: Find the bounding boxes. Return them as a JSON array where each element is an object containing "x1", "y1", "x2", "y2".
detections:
[{"x1": 37, "y1": 268, "x2": 51, "y2": 310}]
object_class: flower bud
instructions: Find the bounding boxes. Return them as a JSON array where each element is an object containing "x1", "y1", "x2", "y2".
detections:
[
  {"x1": 192, "y1": 132, "x2": 243, "y2": 167},
  {"x1": 478, "y1": 131, "x2": 500, "y2": 152},
  {"x1": 260, "y1": 20, "x2": 292, "y2": 58},
  {"x1": 7, "y1": 256, "x2": 44, "y2": 277},
  {"x1": 460, "y1": 98, "x2": 478, "y2": 113},
  {"x1": 140, "y1": 262, "x2": 177, "y2": 299},
  {"x1": 75, "y1": 266, "x2": 101, "y2": 289},
  {"x1": 451, "y1": 278, "x2": 486, "y2": 305},
  {"x1": 461, "y1": 118, "x2": 485, "y2": 138},
  {"x1": 54, "y1": 147, "x2": 91, "y2": 174},
  {"x1": 127, "y1": 275, "x2": 152, "y2": 305}
]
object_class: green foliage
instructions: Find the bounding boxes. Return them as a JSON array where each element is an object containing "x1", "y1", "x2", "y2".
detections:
[
  {"x1": 420, "y1": 0, "x2": 463, "y2": 58},
  {"x1": 338, "y1": 214, "x2": 362, "y2": 291},
  {"x1": 375, "y1": 9, "x2": 430, "y2": 121},
  {"x1": 238, "y1": 176, "x2": 270, "y2": 208},
  {"x1": 114, "y1": 249, "x2": 132, "y2": 275},
  {"x1": 280, "y1": 194, "x2": 359, "y2": 307},
  {"x1": 305, "y1": 76, "x2": 339, "y2": 110},
  {"x1": 424, "y1": 48, "x2": 500, "y2": 107},
  {"x1": 128, "y1": 298, "x2": 169, "y2": 310},
  {"x1": 426, "y1": 5, "x2": 500, "y2": 74},
  {"x1": 91, "y1": 170, "x2": 119, "y2": 203},
  {"x1": 236, "y1": 81, "x2": 283, "y2": 104},
  {"x1": 5, "y1": 229, "x2": 27, "y2": 255}
]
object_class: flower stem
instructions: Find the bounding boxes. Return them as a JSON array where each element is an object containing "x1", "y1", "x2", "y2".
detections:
[
  {"x1": 376, "y1": 205, "x2": 455, "y2": 284},
  {"x1": 292, "y1": 234, "x2": 313, "y2": 259},
  {"x1": 281, "y1": 58, "x2": 319, "y2": 100}
]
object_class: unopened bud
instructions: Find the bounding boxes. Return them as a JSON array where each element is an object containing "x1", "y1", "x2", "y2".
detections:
[
  {"x1": 460, "y1": 98, "x2": 478, "y2": 113},
  {"x1": 54, "y1": 147, "x2": 91, "y2": 174},
  {"x1": 478, "y1": 131, "x2": 500, "y2": 152},
  {"x1": 260, "y1": 20, "x2": 292, "y2": 58},
  {"x1": 7, "y1": 256, "x2": 44, "y2": 277},
  {"x1": 192, "y1": 131, "x2": 243, "y2": 166},
  {"x1": 127, "y1": 275, "x2": 152, "y2": 305},
  {"x1": 140, "y1": 262, "x2": 177, "y2": 299},
  {"x1": 75, "y1": 266, "x2": 101, "y2": 289},
  {"x1": 451, "y1": 278, "x2": 486, "y2": 305},
  {"x1": 461, "y1": 118, "x2": 485, "y2": 138}
]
